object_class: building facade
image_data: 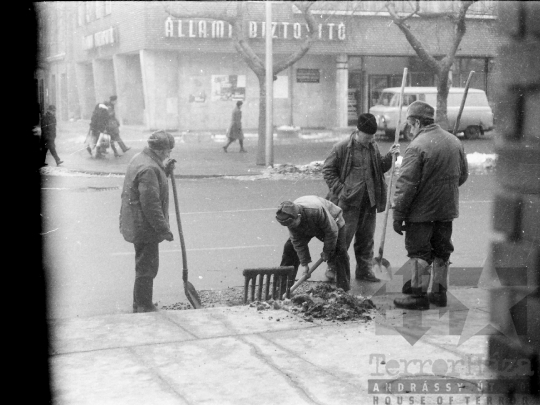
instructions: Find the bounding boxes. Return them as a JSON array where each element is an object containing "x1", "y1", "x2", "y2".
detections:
[{"x1": 36, "y1": 1, "x2": 501, "y2": 131}]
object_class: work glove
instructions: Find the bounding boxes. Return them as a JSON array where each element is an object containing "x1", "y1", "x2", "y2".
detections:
[
  {"x1": 164, "y1": 158, "x2": 176, "y2": 177},
  {"x1": 301, "y1": 264, "x2": 311, "y2": 279},
  {"x1": 164, "y1": 231, "x2": 174, "y2": 242},
  {"x1": 320, "y1": 251, "x2": 330, "y2": 262},
  {"x1": 393, "y1": 220, "x2": 405, "y2": 235},
  {"x1": 389, "y1": 143, "x2": 400, "y2": 156}
]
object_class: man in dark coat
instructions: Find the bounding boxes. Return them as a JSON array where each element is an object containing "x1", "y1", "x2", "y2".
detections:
[
  {"x1": 223, "y1": 100, "x2": 246, "y2": 153},
  {"x1": 40, "y1": 105, "x2": 63, "y2": 167},
  {"x1": 105, "y1": 95, "x2": 130, "y2": 157},
  {"x1": 276, "y1": 196, "x2": 351, "y2": 291},
  {"x1": 392, "y1": 101, "x2": 469, "y2": 310},
  {"x1": 322, "y1": 113, "x2": 400, "y2": 282},
  {"x1": 120, "y1": 131, "x2": 176, "y2": 313}
]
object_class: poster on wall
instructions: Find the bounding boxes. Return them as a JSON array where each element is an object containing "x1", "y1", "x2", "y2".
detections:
[
  {"x1": 211, "y1": 75, "x2": 246, "y2": 101},
  {"x1": 187, "y1": 77, "x2": 207, "y2": 103}
]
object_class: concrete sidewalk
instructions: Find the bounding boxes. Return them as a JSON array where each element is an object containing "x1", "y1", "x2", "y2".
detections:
[
  {"x1": 49, "y1": 287, "x2": 513, "y2": 405},
  {"x1": 45, "y1": 120, "x2": 352, "y2": 178}
]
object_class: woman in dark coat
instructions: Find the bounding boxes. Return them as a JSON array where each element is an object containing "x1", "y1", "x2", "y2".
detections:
[{"x1": 222, "y1": 101, "x2": 246, "y2": 153}]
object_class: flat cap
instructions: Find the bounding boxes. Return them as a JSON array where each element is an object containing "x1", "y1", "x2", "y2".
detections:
[
  {"x1": 276, "y1": 201, "x2": 300, "y2": 226},
  {"x1": 407, "y1": 101, "x2": 435, "y2": 120},
  {"x1": 147, "y1": 130, "x2": 175, "y2": 150}
]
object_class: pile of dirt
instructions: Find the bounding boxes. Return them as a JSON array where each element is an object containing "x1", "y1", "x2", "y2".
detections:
[
  {"x1": 265, "y1": 284, "x2": 376, "y2": 322},
  {"x1": 161, "y1": 283, "x2": 376, "y2": 324}
]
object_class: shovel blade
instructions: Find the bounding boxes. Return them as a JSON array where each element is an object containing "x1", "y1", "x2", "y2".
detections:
[
  {"x1": 372, "y1": 257, "x2": 392, "y2": 281},
  {"x1": 184, "y1": 281, "x2": 202, "y2": 309}
]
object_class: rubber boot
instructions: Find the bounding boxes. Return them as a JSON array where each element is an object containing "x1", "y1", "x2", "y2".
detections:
[
  {"x1": 355, "y1": 266, "x2": 380, "y2": 282},
  {"x1": 134, "y1": 277, "x2": 158, "y2": 313},
  {"x1": 428, "y1": 258, "x2": 449, "y2": 307},
  {"x1": 394, "y1": 258, "x2": 431, "y2": 310},
  {"x1": 399, "y1": 258, "x2": 431, "y2": 294}
]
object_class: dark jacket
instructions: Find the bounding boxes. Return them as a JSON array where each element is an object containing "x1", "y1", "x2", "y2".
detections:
[
  {"x1": 393, "y1": 124, "x2": 469, "y2": 222},
  {"x1": 120, "y1": 148, "x2": 171, "y2": 244},
  {"x1": 90, "y1": 103, "x2": 110, "y2": 134},
  {"x1": 287, "y1": 196, "x2": 345, "y2": 265},
  {"x1": 40, "y1": 111, "x2": 56, "y2": 143},
  {"x1": 322, "y1": 133, "x2": 393, "y2": 213}
]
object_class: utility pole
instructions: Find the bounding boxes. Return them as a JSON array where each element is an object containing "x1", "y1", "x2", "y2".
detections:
[{"x1": 265, "y1": 0, "x2": 273, "y2": 167}]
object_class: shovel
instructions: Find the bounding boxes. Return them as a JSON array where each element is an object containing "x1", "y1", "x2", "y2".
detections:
[
  {"x1": 453, "y1": 71, "x2": 475, "y2": 136},
  {"x1": 283, "y1": 258, "x2": 324, "y2": 299},
  {"x1": 169, "y1": 165, "x2": 202, "y2": 309},
  {"x1": 372, "y1": 67, "x2": 408, "y2": 280}
]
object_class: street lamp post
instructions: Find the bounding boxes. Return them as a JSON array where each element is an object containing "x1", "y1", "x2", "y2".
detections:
[{"x1": 265, "y1": 0, "x2": 273, "y2": 167}]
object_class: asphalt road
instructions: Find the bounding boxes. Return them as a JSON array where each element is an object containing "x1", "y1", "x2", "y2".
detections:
[{"x1": 42, "y1": 167, "x2": 496, "y2": 319}]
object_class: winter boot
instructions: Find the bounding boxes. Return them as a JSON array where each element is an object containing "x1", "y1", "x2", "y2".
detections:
[
  {"x1": 428, "y1": 258, "x2": 449, "y2": 307},
  {"x1": 355, "y1": 267, "x2": 380, "y2": 282},
  {"x1": 399, "y1": 258, "x2": 431, "y2": 294},
  {"x1": 394, "y1": 258, "x2": 431, "y2": 310}
]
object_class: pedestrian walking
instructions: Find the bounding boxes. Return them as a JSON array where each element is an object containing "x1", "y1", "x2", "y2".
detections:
[
  {"x1": 392, "y1": 101, "x2": 468, "y2": 310},
  {"x1": 40, "y1": 105, "x2": 63, "y2": 167},
  {"x1": 322, "y1": 113, "x2": 399, "y2": 282},
  {"x1": 223, "y1": 100, "x2": 246, "y2": 153},
  {"x1": 119, "y1": 131, "x2": 176, "y2": 313},
  {"x1": 105, "y1": 95, "x2": 130, "y2": 157},
  {"x1": 276, "y1": 196, "x2": 351, "y2": 292},
  {"x1": 87, "y1": 102, "x2": 109, "y2": 158}
]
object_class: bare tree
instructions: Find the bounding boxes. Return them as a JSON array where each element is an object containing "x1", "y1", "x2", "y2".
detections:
[
  {"x1": 165, "y1": 1, "x2": 317, "y2": 165},
  {"x1": 386, "y1": 0, "x2": 477, "y2": 128}
]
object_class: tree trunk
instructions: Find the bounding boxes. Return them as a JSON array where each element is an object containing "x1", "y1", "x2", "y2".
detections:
[
  {"x1": 256, "y1": 75, "x2": 267, "y2": 166},
  {"x1": 435, "y1": 67, "x2": 451, "y2": 130}
]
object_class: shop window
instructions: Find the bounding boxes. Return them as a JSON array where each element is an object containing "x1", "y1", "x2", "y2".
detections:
[{"x1": 105, "y1": 1, "x2": 112, "y2": 15}]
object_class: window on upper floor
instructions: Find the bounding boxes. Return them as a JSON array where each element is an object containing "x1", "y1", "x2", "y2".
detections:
[
  {"x1": 96, "y1": 1, "x2": 104, "y2": 19},
  {"x1": 77, "y1": 2, "x2": 84, "y2": 26},
  {"x1": 105, "y1": 0, "x2": 112, "y2": 15},
  {"x1": 85, "y1": 2, "x2": 93, "y2": 22}
]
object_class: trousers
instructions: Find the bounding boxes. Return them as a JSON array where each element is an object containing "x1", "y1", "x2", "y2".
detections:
[
  {"x1": 405, "y1": 221, "x2": 454, "y2": 264},
  {"x1": 133, "y1": 242, "x2": 159, "y2": 307},
  {"x1": 280, "y1": 226, "x2": 351, "y2": 291},
  {"x1": 338, "y1": 194, "x2": 376, "y2": 276}
]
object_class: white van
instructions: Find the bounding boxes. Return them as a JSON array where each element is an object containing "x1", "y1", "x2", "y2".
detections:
[{"x1": 369, "y1": 87, "x2": 494, "y2": 139}]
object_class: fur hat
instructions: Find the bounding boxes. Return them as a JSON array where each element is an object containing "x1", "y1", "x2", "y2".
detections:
[
  {"x1": 276, "y1": 201, "x2": 300, "y2": 226},
  {"x1": 147, "y1": 130, "x2": 175, "y2": 150},
  {"x1": 357, "y1": 113, "x2": 377, "y2": 135},
  {"x1": 407, "y1": 101, "x2": 435, "y2": 120}
]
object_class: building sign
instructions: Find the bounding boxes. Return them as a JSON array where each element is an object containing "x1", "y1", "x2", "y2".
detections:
[
  {"x1": 84, "y1": 27, "x2": 115, "y2": 50},
  {"x1": 296, "y1": 69, "x2": 320, "y2": 83},
  {"x1": 211, "y1": 75, "x2": 246, "y2": 101},
  {"x1": 165, "y1": 18, "x2": 346, "y2": 41}
]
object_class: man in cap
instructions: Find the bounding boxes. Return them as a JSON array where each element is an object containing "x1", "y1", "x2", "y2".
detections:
[
  {"x1": 120, "y1": 131, "x2": 177, "y2": 313},
  {"x1": 40, "y1": 105, "x2": 63, "y2": 167},
  {"x1": 392, "y1": 101, "x2": 468, "y2": 310},
  {"x1": 322, "y1": 113, "x2": 400, "y2": 282},
  {"x1": 276, "y1": 195, "x2": 351, "y2": 291}
]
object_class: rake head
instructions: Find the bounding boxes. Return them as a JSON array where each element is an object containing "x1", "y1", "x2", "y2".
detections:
[{"x1": 242, "y1": 266, "x2": 295, "y2": 304}]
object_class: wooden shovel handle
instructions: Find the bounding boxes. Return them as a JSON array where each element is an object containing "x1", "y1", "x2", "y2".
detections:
[
  {"x1": 170, "y1": 167, "x2": 189, "y2": 282},
  {"x1": 377, "y1": 67, "x2": 408, "y2": 261},
  {"x1": 453, "y1": 71, "x2": 475, "y2": 136}
]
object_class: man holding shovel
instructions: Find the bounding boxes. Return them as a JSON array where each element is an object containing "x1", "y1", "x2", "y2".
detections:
[
  {"x1": 119, "y1": 131, "x2": 176, "y2": 313},
  {"x1": 392, "y1": 101, "x2": 468, "y2": 310},
  {"x1": 322, "y1": 113, "x2": 400, "y2": 282},
  {"x1": 276, "y1": 196, "x2": 351, "y2": 291}
]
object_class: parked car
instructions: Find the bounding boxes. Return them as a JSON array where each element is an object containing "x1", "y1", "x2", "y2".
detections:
[{"x1": 369, "y1": 87, "x2": 494, "y2": 140}]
